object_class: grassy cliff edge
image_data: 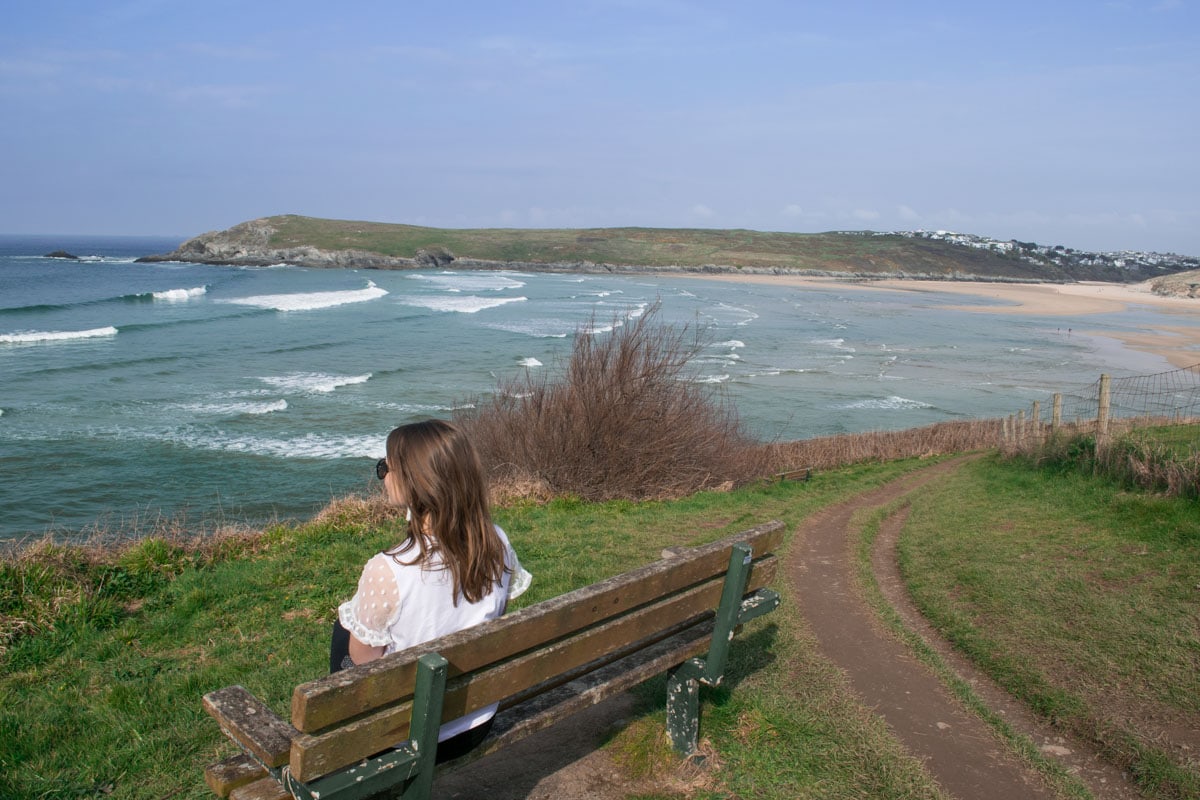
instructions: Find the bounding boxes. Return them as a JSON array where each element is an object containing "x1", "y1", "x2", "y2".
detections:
[{"x1": 140, "y1": 214, "x2": 1192, "y2": 282}]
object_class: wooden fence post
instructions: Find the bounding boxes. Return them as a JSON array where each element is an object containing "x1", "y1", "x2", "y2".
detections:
[
  {"x1": 1096, "y1": 374, "x2": 1111, "y2": 450},
  {"x1": 1052, "y1": 393, "x2": 1062, "y2": 430}
]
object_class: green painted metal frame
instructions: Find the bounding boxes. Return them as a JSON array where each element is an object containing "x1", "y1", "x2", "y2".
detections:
[
  {"x1": 666, "y1": 544, "x2": 781, "y2": 755},
  {"x1": 282, "y1": 653, "x2": 448, "y2": 800}
]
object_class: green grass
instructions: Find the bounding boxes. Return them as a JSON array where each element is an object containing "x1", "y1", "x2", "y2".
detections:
[
  {"x1": 258, "y1": 215, "x2": 1055, "y2": 278},
  {"x1": 1122, "y1": 422, "x2": 1200, "y2": 460},
  {"x1": 897, "y1": 455, "x2": 1200, "y2": 799},
  {"x1": 1, "y1": 459, "x2": 938, "y2": 800},
  {"x1": 5, "y1": 452, "x2": 1198, "y2": 798}
]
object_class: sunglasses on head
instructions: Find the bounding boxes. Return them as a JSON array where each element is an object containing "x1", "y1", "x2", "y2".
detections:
[{"x1": 375, "y1": 458, "x2": 389, "y2": 480}]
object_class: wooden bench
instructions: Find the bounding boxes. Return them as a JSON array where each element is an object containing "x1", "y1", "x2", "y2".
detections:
[
  {"x1": 775, "y1": 466, "x2": 812, "y2": 483},
  {"x1": 202, "y1": 521, "x2": 784, "y2": 800}
]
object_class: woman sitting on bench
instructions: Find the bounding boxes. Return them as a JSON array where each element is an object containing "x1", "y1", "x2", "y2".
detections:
[{"x1": 330, "y1": 419, "x2": 531, "y2": 762}]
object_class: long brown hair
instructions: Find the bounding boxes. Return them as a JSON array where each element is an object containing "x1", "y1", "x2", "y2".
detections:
[{"x1": 385, "y1": 419, "x2": 507, "y2": 605}]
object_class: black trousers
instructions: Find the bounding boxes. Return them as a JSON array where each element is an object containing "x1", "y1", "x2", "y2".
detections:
[{"x1": 329, "y1": 620, "x2": 492, "y2": 764}]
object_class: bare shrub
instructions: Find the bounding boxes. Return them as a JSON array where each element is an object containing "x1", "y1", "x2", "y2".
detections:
[{"x1": 457, "y1": 303, "x2": 771, "y2": 501}]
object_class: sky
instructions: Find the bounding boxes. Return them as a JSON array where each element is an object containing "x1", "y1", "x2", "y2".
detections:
[{"x1": 2, "y1": 1, "x2": 1198, "y2": 255}]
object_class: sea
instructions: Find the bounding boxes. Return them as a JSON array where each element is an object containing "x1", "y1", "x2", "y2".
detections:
[{"x1": 0, "y1": 234, "x2": 1183, "y2": 543}]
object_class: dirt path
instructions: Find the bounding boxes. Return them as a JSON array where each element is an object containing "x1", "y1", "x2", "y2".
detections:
[
  {"x1": 438, "y1": 458, "x2": 1145, "y2": 798},
  {"x1": 789, "y1": 457, "x2": 1139, "y2": 799}
]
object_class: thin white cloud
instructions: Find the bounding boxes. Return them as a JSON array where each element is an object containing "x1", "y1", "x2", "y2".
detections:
[
  {"x1": 166, "y1": 83, "x2": 272, "y2": 109},
  {"x1": 177, "y1": 42, "x2": 277, "y2": 61}
]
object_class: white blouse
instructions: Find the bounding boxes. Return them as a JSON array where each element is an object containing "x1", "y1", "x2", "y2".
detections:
[{"x1": 338, "y1": 525, "x2": 531, "y2": 740}]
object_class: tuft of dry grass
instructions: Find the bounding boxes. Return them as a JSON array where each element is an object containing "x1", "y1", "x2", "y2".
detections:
[
  {"x1": 1003, "y1": 418, "x2": 1200, "y2": 499},
  {"x1": 311, "y1": 492, "x2": 401, "y2": 528}
]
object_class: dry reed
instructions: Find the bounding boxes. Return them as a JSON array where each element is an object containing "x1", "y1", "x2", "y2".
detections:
[{"x1": 766, "y1": 418, "x2": 1006, "y2": 473}]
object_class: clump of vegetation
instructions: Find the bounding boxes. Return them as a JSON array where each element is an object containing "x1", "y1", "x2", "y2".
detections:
[
  {"x1": 1017, "y1": 422, "x2": 1200, "y2": 499},
  {"x1": 0, "y1": 523, "x2": 261, "y2": 661},
  {"x1": 458, "y1": 303, "x2": 772, "y2": 501}
]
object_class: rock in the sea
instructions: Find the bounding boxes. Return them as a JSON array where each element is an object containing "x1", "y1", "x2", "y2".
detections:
[{"x1": 44, "y1": 250, "x2": 80, "y2": 260}]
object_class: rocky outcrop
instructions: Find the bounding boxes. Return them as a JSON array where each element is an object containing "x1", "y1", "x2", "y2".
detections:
[
  {"x1": 1149, "y1": 269, "x2": 1200, "y2": 299},
  {"x1": 136, "y1": 218, "x2": 417, "y2": 269},
  {"x1": 44, "y1": 250, "x2": 80, "y2": 260}
]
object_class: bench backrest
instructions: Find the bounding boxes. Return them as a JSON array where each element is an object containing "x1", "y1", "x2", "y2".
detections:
[{"x1": 211, "y1": 521, "x2": 784, "y2": 784}]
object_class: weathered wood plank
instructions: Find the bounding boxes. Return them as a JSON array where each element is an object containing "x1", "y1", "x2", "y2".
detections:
[
  {"x1": 438, "y1": 615, "x2": 718, "y2": 772},
  {"x1": 290, "y1": 558, "x2": 777, "y2": 781},
  {"x1": 228, "y1": 776, "x2": 291, "y2": 800},
  {"x1": 204, "y1": 753, "x2": 266, "y2": 798},
  {"x1": 293, "y1": 521, "x2": 784, "y2": 733},
  {"x1": 202, "y1": 686, "x2": 297, "y2": 769}
]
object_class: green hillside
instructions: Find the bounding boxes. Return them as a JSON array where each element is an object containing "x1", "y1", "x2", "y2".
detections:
[
  {"x1": 155, "y1": 214, "x2": 1199, "y2": 281},
  {"x1": 257, "y1": 215, "x2": 1068, "y2": 279}
]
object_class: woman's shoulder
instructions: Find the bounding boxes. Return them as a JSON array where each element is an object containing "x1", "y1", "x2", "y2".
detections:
[
  {"x1": 361, "y1": 551, "x2": 398, "y2": 579},
  {"x1": 493, "y1": 524, "x2": 518, "y2": 554}
]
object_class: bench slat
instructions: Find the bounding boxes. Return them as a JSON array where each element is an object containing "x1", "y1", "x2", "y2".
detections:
[
  {"x1": 204, "y1": 753, "x2": 267, "y2": 798},
  {"x1": 202, "y1": 686, "x2": 298, "y2": 770},
  {"x1": 293, "y1": 521, "x2": 784, "y2": 733},
  {"x1": 440, "y1": 613, "x2": 718, "y2": 772},
  {"x1": 228, "y1": 776, "x2": 291, "y2": 800},
  {"x1": 290, "y1": 557, "x2": 777, "y2": 781}
]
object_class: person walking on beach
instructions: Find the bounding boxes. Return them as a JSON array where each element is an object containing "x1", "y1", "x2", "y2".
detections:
[{"x1": 330, "y1": 419, "x2": 531, "y2": 762}]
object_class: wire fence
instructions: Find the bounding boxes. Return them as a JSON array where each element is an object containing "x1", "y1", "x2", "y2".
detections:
[{"x1": 1001, "y1": 362, "x2": 1200, "y2": 449}]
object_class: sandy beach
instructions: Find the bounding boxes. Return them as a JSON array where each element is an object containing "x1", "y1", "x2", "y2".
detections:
[{"x1": 689, "y1": 274, "x2": 1200, "y2": 370}]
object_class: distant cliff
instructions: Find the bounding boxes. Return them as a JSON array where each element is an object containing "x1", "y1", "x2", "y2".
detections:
[
  {"x1": 138, "y1": 215, "x2": 1200, "y2": 283},
  {"x1": 1150, "y1": 269, "x2": 1200, "y2": 298}
]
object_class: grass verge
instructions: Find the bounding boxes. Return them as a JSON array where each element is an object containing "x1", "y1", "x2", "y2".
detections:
[
  {"x1": 854, "y1": 501, "x2": 1093, "y2": 800},
  {"x1": 896, "y1": 455, "x2": 1200, "y2": 799}
]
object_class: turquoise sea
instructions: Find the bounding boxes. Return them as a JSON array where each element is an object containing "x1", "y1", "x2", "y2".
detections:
[{"x1": 0, "y1": 235, "x2": 1181, "y2": 542}]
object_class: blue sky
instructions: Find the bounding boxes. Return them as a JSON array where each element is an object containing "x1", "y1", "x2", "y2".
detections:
[{"x1": 2, "y1": 1, "x2": 1197, "y2": 255}]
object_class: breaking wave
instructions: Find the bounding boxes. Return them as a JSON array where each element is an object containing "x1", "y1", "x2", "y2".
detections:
[
  {"x1": 152, "y1": 286, "x2": 208, "y2": 302},
  {"x1": 839, "y1": 395, "x2": 933, "y2": 410},
  {"x1": 259, "y1": 373, "x2": 372, "y2": 393},
  {"x1": 219, "y1": 282, "x2": 387, "y2": 311},
  {"x1": 402, "y1": 295, "x2": 527, "y2": 313},
  {"x1": 0, "y1": 326, "x2": 118, "y2": 344}
]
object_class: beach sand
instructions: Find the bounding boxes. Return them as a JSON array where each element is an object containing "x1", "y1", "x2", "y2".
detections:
[{"x1": 687, "y1": 274, "x2": 1200, "y2": 370}]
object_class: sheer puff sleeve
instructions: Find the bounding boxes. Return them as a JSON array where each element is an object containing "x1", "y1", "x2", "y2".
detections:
[{"x1": 338, "y1": 553, "x2": 401, "y2": 648}]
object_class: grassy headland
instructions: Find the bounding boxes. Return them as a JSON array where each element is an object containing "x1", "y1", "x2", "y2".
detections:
[
  {"x1": 262, "y1": 215, "x2": 1045, "y2": 276},
  {"x1": 149, "y1": 214, "x2": 1199, "y2": 282}
]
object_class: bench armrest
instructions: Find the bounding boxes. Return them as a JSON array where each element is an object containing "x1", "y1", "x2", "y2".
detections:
[{"x1": 203, "y1": 686, "x2": 298, "y2": 770}]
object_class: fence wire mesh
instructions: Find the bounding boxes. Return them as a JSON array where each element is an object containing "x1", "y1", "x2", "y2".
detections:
[
  {"x1": 1002, "y1": 363, "x2": 1200, "y2": 453},
  {"x1": 1057, "y1": 363, "x2": 1200, "y2": 425}
]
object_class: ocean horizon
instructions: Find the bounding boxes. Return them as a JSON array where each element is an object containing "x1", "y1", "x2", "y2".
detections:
[{"x1": 0, "y1": 234, "x2": 1179, "y2": 543}]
